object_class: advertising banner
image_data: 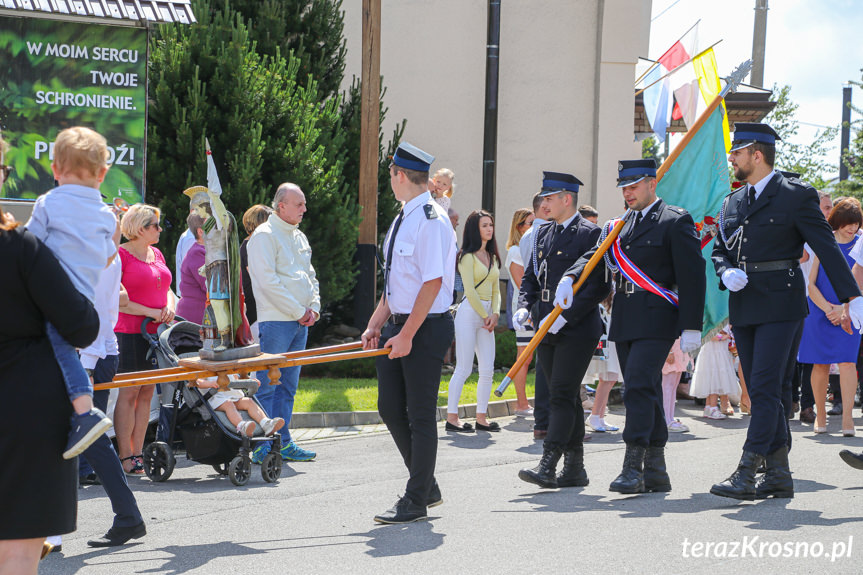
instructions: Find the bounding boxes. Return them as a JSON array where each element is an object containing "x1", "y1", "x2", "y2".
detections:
[{"x1": 0, "y1": 16, "x2": 147, "y2": 203}]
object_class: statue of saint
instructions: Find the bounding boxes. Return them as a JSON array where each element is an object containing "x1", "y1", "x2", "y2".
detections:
[{"x1": 183, "y1": 186, "x2": 251, "y2": 353}]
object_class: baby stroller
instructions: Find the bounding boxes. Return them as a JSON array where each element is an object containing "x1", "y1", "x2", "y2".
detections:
[{"x1": 139, "y1": 318, "x2": 282, "y2": 486}]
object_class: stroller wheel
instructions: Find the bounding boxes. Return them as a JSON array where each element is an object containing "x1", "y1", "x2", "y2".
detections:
[
  {"x1": 143, "y1": 442, "x2": 175, "y2": 482},
  {"x1": 261, "y1": 452, "x2": 282, "y2": 483},
  {"x1": 228, "y1": 455, "x2": 251, "y2": 486},
  {"x1": 212, "y1": 463, "x2": 229, "y2": 476}
]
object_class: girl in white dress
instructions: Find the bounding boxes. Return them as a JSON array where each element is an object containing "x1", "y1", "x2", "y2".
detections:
[
  {"x1": 431, "y1": 168, "x2": 454, "y2": 211},
  {"x1": 690, "y1": 326, "x2": 740, "y2": 420}
]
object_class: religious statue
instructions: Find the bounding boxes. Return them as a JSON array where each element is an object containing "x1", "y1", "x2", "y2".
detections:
[{"x1": 183, "y1": 186, "x2": 255, "y2": 359}]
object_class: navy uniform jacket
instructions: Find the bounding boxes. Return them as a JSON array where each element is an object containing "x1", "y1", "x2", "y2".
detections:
[
  {"x1": 565, "y1": 199, "x2": 705, "y2": 342},
  {"x1": 712, "y1": 171, "x2": 860, "y2": 326},
  {"x1": 518, "y1": 214, "x2": 611, "y2": 340}
]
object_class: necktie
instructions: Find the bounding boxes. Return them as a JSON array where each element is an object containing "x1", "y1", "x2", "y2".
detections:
[
  {"x1": 555, "y1": 224, "x2": 565, "y2": 236},
  {"x1": 634, "y1": 212, "x2": 643, "y2": 227},
  {"x1": 384, "y1": 210, "x2": 404, "y2": 299},
  {"x1": 748, "y1": 186, "x2": 756, "y2": 207}
]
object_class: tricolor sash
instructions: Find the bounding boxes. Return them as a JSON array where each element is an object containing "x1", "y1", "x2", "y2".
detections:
[{"x1": 604, "y1": 218, "x2": 679, "y2": 308}]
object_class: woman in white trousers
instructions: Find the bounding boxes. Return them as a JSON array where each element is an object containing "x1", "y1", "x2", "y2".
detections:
[{"x1": 446, "y1": 210, "x2": 502, "y2": 432}]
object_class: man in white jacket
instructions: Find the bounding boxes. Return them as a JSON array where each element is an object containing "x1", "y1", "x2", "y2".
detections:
[{"x1": 248, "y1": 183, "x2": 320, "y2": 463}]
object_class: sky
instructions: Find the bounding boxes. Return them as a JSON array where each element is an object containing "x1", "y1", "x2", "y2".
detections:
[{"x1": 648, "y1": 0, "x2": 863, "y2": 177}]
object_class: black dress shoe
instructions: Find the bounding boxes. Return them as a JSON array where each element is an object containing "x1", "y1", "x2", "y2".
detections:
[
  {"x1": 445, "y1": 421, "x2": 474, "y2": 433},
  {"x1": 840, "y1": 449, "x2": 863, "y2": 470},
  {"x1": 475, "y1": 421, "x2": 501, "y2": 432},
  {"x1": 374, "y1": 496, "x2": 428, "y2": 524},
  {"x1": 87, "y1": 522, "x2": 146, "y2": 547},
  {"x1": 79, "y1": 473, "x2": 101, "y2": 486},
  {"x1": 427, "y1": 482, "x2": 443, "y2": 508},
  {"x1": 799, "y1": 407, "x2": 816, "y2": 424}
]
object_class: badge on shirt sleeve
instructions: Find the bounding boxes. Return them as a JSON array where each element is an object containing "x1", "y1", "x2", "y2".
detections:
[{"x1": 423, "y1": 204, "x2": 438, "y2": 219}]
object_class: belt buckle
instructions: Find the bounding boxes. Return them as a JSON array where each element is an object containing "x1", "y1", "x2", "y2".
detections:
[
  {"x1": 624, "y1": 281, "x2": 634, "y2": 295},
  {"x1": 738, "y1": 261, "x2": 747, "y2": 273},
  {"x1": 541, "y1": 289, "x2": 551, "y2": 302}
]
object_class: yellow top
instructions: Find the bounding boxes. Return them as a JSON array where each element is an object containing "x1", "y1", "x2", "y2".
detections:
[{"x1": 458, "y1": 252, "x2": 501, "y2": 318}]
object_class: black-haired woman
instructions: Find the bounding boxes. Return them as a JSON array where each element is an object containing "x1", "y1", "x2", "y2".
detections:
[{"x1": 446, "y1": 210, "x2": 502, "y2": 432}]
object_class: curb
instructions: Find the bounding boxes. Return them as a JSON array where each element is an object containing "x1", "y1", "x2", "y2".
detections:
[{"x1": 289, "y1": 397, "x2": 535, "y2": 429}]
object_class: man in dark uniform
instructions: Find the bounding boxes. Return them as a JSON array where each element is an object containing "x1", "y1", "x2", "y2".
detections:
[
  {"x1": 513, "y1": 172, "x2": 610, "y2": 488},
  {"x1": 361, "y1": 142, "x2": 456, "y2": 523},
  {"x1": 556, "y1": 159, "x2": 705, "y2": 494},
  {"x1": 710, "y1": 123, "x2": 863, "y2": 500}
]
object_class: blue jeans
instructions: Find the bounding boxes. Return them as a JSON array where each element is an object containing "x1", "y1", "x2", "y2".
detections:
[
  {"x1": 255, "y1": 321, "x2": 308, "y2": 444},
  {"x1": 78, "y1": 355, "x2": 143, "y2": 528},
  {"x1": 46, "y1": 321, "x2": 92, "y2": 402}
]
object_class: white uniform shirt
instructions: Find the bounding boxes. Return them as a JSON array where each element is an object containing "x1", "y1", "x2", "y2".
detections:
[
  {"x1": 80, "y1": 257, "x2": 121, "y2": 369},
  {"x1": 26, "y1": 184, "x2": 117, "y2": 302},
  {"x1": 519, "y1": 217, "x2": 547, "y2": 272},
  {"x1": 383, "y1": 191, "x2": 456, "y2": 314}
]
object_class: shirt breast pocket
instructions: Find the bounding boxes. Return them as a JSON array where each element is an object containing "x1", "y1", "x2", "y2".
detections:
[{"x1": 395, "y1": 240, "x2": 415, "y2": 258}]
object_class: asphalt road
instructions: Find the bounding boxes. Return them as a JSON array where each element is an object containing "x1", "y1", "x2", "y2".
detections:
[{"x1": 44, "y1": 402, "x2": 863, "y2": 574}]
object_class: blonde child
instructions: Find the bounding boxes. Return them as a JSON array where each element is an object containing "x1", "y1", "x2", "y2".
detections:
[
  {"x1": 690, "y1": 326, "x2": 739, "y2": 419},
  {"x1": 196, "y1": 375, "x2": 285, "y2": 437},
  {"x1": 432, "y1": 168, "x2": 454, "y2": 211},
  {"x1": 26, "y1": 127, "x2": 119, "y2": 459}
]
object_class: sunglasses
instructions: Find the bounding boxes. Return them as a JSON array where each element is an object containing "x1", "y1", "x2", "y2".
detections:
[
  {"x1": 0, "y1": 165, "x2": 12, "y2": 180},
  {"x1": 143, "y1": 221, "x2": 162, "y2": 230}
]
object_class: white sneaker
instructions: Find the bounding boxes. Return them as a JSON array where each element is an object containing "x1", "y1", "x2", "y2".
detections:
[
  {"x1": 587, "y1": 414, "x2": 618, "y2": 432},
  {"x1": 261, "y1": 417, "x2": 285, "y2": 436},
  {"x1": 599, "y1": 418, "x2": 619, "y2": 431},
  {"x1": 703, "y1": 406, "x2": 727, "y2": 420},
  {"x1": 514, "y1": 407, "x2": 535, "y2": 418},
  {"x1": 668, "y1": 420, "x2": 689, "y2": 433},
  {"x1": 236, "y1": 420, "x2": 256, "y2": 437}
]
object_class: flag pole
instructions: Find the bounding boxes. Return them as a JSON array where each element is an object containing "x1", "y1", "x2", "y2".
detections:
[
  {"x1": 634, "y1": 39, "x2": 723, "y2": 98},
  {"x1": 634, "y1": 19, "x2": 701, "y2": 87},
  {"x1": 494, "y1": 59, "x2": 752, "y2": 398}
]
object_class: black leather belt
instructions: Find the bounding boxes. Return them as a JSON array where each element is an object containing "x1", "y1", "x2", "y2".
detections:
[
  {"x1": 737, "y1": 259, "x2": 799, "y2": 273},
  {"x1": 391, "y1": 312, "x2": 450, "y2": 325},
  {"x1": 616, "y1": 279, "x2": 677, "y2": 295}
]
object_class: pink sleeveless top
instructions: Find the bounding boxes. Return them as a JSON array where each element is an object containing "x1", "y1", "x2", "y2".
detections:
[{"x1": 115, "y1": 245, "x2": 172, "y2": 334}]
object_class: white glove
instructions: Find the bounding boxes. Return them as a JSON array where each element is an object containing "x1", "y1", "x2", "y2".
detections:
[
  {"x1": 540, "y1": 313, "x2": 567, "y2": 334},
  {"x1": 721, "y1": 268, "x2": 749, "y2": 292},
  {"x1": 554, "y1": 275, "x2": 575, "y2": 309},
  {"x1": 848, "y1": 298, "x2": 863, "y2": 333},
  {"x1": 513, "y1": 308, "x2": 530, "y2": 330},
  {"x1": 679, "y1": 330, "x2": 702, "y2": 353}
]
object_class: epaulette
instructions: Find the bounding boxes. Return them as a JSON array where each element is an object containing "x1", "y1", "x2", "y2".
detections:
[{"x1": 423, "y1": 203, "x2": 438, "y2": 219}]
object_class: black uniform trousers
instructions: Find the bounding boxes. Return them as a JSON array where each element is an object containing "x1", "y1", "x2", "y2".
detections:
[
  {"x1": 79, "y1": 355, "x2": 144, "y2": 529},
  {"x1": 733, "y1": 319, "x2": 803, "y2": 456},
  {"x1": 536, "y1": 333, "x2": 600, "y2": 450},
  {"x1": 616, "y1": 338, "x2": 675, "y2": 448},
  {"x1": 376, "y1": 315, "x2": 454, "y2": 506},
  {"x1": 533, "y1": 361, "x2": 550, "y2": 431}
]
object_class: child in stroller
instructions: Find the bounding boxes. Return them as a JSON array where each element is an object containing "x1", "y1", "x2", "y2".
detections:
[{"x1": 196, "y1": 374, "x2": 284, "y2": 437}]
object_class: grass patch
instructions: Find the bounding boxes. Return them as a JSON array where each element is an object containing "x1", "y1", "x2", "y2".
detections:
[{"x1": 294, "y1": 372, "x2": 537, "y2": 413}]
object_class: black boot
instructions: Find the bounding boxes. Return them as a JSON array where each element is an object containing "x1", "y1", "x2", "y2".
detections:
[
  {"x1": 754, "y1": 446, "x2": 794, "y2": 499},
  {"x1": 556, "y1": 447, "x2": 589, "y2": 487},
  {"x1": 710, "y1": 451, "x2": 764, "y2": 500},
  {"x1": 518, "y1": 447, "x2": 563, "y2": 488},
  {"x1": 643, "y1": 445, "x2": 671, "y2": 492},
  {"x1": 609, "y1": 445, "x2": 646, "y2": 494}
]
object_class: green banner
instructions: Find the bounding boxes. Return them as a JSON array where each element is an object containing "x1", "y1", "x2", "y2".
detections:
[{"x1": 0, "y1": 16, "x2": 147, "y2": 203}]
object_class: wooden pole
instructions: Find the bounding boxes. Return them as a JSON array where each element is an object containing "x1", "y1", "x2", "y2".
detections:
[
  {"x1": 493, "y1": 217, "x2": 628, "y2": 396},
  {"x1": 495, "y1": 90, "x2": 728, "y2": 396},
  {"x1": 354, "y1": 0, "x2": 382, "y2": 329}
]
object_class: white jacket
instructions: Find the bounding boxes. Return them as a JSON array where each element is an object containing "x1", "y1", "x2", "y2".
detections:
[{"x1": 247, "y1": 213, "x2": 320, "y2": 322}]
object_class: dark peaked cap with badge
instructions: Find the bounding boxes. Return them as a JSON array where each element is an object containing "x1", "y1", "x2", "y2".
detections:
[
  {"x1": 729, "y1": 122, "x2": 781, "y2": 152},
  {"x1": 392, "y1": 142, "x2": 435, "y2": 172},
  {"x1": 539, "y1": 171, "x2": 583, "y2": 197},
  {"x1": 616, "y1": 159, "x2": 657, "y2": 187}
]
